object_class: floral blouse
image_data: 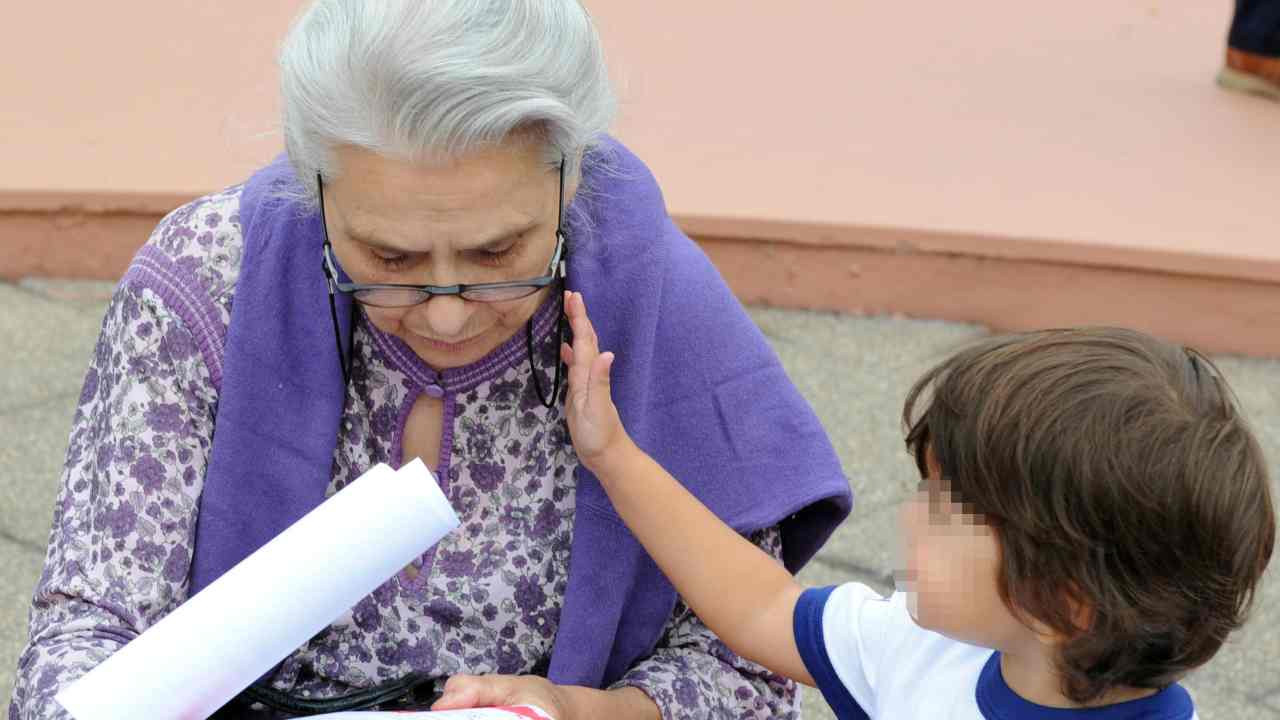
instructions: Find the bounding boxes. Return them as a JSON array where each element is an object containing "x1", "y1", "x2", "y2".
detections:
[{"x1": 7, "y1": 185, "x2": 798, "y2": 720}]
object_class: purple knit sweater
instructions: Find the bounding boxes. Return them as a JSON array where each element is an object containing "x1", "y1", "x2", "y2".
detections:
[{"x1": 191, "y1": 136, "x2": 851, "y2": 687}]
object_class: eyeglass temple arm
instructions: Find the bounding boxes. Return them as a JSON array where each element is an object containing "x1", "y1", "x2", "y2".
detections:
[{"x1": 556, "y1": 157, "x2": 565, "y2": 231}]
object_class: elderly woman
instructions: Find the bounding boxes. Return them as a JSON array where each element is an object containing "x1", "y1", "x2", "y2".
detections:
[{"x1": 9, "y1": 2, "x2": 849, "y2": 718}]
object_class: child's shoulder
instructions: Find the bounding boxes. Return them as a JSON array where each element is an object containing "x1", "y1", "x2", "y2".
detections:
[
  {"x1": 799, "y1": 582, "x2": 989, "y2": 665},
  {"x1": 794, "y1": 583, "x2": 1198, "y2": 720},
  {"x1": 795, "y1": 583, "x2": 993, "y2": 718}
]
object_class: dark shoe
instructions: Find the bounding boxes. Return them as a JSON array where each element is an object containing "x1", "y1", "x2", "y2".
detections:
[{"x1": 1218, "y1": 48, "x2": 1280, "y2": 100}]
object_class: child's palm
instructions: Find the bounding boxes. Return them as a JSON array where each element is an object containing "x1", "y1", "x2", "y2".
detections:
[{"x1": 561, "y1": 292, "x2": 627, "y2": 471}]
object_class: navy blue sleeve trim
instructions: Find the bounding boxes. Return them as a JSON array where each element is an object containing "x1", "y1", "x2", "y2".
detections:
[{"x1": 794, "y1": 586, "x2": 871, "y2": 720}]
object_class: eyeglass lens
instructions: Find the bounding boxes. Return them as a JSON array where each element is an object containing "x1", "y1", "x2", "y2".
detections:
[{"x1": 354, "y1": 284, "x2": 543, "y2": 307}]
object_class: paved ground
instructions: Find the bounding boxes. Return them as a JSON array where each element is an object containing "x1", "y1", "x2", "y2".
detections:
[{"x1": 2, "y1": 278, "x2": 1277, "y2": 719}]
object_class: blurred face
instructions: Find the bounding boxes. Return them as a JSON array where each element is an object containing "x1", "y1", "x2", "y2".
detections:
[
  {"x1": 896, "y1": 461, "x2": 1028, "y2": 652},
  {"x1": 322, "y1": 138, "x2": 565, "y2": 369}
]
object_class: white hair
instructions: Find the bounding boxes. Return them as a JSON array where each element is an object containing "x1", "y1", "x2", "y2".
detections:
[{"x1": 278, "y1": 0, "x2": 617, "y2": 207}]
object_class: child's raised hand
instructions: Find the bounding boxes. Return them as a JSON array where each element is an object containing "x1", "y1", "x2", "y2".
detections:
[
  {"x1": 557, "y1": 298, "x2": 812, "y2": 691},
  {"x1": 561, "y1": 291, "x2": 631, "y2": 475}
]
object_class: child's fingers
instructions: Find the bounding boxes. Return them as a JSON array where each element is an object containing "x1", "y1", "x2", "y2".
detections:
[
  {"x1": 567, "y1": 295, "x2": 597, "y2": 397},
  {"x1": 566, "y1": 339, "x2": 592, "y2": 409},
  {"x1": 567, "y1": 292, "x2": 599, "y2": 358},
  {"x1": 564, "y1": 292, "x2": 613, "y2": 417},
  {"x1": 590, "y1": 352, "x2": 615, "y2": 407},
  {"x1": 562, "y1": 289, "x2": 579, "y2": 323}
]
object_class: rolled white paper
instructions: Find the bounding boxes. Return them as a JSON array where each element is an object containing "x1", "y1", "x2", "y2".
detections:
[{"x1": 56, "y1": 459, "x2": 460, "y2": 720}]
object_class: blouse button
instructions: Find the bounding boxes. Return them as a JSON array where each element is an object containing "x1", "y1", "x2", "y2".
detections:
[
  {"x1": 342, "y1": 419, "x2": 353, "y2": 432},
  {"x1": 424, "y1": 384, "x2": 445, "y2": 399}
]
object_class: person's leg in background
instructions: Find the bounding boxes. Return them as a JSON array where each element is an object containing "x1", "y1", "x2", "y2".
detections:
[{"x1": 1220, "y1": 0, "x2": 1280, "y2": 99}]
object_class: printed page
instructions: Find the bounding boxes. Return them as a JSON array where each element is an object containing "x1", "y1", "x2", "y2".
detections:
[{"x1": 55, "y1": 459, "x2": 460, "y2": 720}]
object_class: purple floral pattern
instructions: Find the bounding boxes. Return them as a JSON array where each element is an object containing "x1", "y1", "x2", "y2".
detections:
[
  {"x1": 8, "y1": 187, "x2": 797, "y2": 720},
  {"x1": 614, "y1": 530, "x2": 798, "y2": 719}
]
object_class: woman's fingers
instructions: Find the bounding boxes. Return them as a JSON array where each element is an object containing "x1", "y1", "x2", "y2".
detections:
[
  {"x1": 431, "y1": 673, "x2": 566, "y2": 718},
  {"x1": 432, "y1": 674, "x2": 486, "y2": 710}
]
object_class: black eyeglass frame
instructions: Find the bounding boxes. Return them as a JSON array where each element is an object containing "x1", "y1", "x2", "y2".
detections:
[
  {"x1": 318, "y1": 160, "x2": 568, "y2": 408},
  {"x1": 322, "y1": 233, "x2": 565, "y2": 306}
]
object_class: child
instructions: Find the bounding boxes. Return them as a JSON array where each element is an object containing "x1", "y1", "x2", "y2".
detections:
[{"x1": 558, "y1": 291, "x2": 1275, "y2": 719}]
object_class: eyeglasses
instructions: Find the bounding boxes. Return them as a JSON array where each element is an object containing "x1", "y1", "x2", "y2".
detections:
[
  {"x1": 318, "y1": 160, "x2": 568, "y2": 408},
  {"x1": 322, "y1": 233, "x2": 564, "y2": 307}
]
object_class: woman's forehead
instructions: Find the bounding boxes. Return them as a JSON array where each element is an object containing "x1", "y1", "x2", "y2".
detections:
[{"x1": 329, "y1": 144, "x2": 555, "y2": 250}]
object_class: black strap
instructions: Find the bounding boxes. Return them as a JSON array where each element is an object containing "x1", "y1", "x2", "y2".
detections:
[{"x1": 211, "y1": 674, "x2": 443, "y2": 717}]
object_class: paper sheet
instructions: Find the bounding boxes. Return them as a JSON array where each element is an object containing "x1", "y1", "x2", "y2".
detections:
[
  {"x1": 309, "y1": 706, "x2": 553, "y2": 719},
  {"x1": 56, "y1": 459, "x2": 460, "y2": 720}
]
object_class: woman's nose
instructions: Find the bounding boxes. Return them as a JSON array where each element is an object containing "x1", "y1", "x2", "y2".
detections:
[{"x1": 406, "y1": 293, "x2": 471, "y2": 339}]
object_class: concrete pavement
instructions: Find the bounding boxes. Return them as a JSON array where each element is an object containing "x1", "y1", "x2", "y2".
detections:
[{"x1": 2, "y1": 279, "x2": 1278, "y2": 718}]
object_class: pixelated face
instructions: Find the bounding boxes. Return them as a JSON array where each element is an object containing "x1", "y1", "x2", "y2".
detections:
[{"x1": 895, "y1": 472, "x2": 1026, "y2": 651}]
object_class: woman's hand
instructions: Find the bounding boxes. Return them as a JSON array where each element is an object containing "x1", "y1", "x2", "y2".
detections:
[
  {"x1": 560, "y1": 291, "x2": 634, "y2": 476},
  {"x1": 432, "y1": 674, "x2": 569, "y2": 718},
  {"x1": 431, "y1": 674, "x2": 659, "y2": 720}
]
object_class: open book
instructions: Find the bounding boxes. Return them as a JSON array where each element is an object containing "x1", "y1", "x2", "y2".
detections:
[{"x1": 310, "y1": 706, "x2": 553, "y2": 719}]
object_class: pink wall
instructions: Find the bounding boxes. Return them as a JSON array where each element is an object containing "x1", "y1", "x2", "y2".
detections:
[
  {"x1": 0, "y1": 1, "x2": 298, "y2": 200},
  {"x1": 2, "y1": 1, "x2": 1277, "y2": 354},
  {"x1": 595, "y1": 0, "x2": 1279, "y2": 282}
]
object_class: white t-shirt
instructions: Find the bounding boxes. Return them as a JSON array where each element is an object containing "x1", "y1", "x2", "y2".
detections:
[{"x1": 792, "y1": 583, "x2": 1198, "y2": 720}]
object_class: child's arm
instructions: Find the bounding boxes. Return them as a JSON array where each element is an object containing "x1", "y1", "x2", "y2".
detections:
[{"x1": 560, "y1": 291, "x2": 815, "y2": 687}]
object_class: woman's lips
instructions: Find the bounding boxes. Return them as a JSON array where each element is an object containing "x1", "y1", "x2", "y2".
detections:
[{"x1": 417, "y1": 333, "x2": 483, "y2": 352}]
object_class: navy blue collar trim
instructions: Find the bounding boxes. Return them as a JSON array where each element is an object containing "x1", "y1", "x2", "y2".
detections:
[{"x1": 976, "y1": 652, "x2": 1194, "y2": 720}]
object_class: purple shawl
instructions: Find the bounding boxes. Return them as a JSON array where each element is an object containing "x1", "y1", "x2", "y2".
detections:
[{"x1": 189, "y1": 136, "x2": 852, "y2": 688}]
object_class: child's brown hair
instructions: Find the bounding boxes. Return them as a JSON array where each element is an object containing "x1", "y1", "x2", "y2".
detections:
[{"x1": 902, "y1": 327, "x2": 1274, "y2": 704}]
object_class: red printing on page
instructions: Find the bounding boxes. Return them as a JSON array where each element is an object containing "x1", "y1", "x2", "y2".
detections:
[
  {"x1": 494, "y1": 708, "x2": 551, "y2": 720},
  {"x1": 385, "y1": 707, "x2": 551, "y2": 719}
]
